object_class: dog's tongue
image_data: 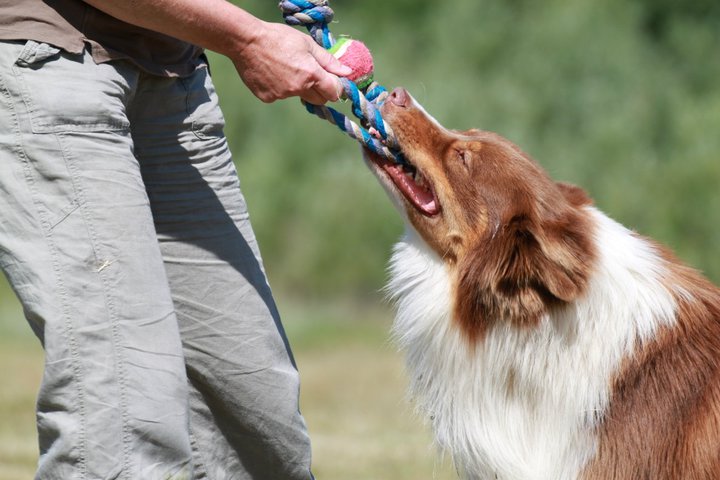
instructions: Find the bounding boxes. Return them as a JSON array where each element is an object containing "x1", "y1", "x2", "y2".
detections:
[{"x1": 384, "y1": 163, "x2": 439, "y2": 216}]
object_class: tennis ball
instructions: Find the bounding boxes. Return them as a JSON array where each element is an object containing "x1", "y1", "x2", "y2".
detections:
[{"x1": 329, "y1": 38, "x2": 374, "y2": 90}]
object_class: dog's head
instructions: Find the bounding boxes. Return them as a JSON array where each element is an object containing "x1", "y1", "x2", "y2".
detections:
[{"x1": 365, "y1": 88, "x2": 597, "y2": 338}]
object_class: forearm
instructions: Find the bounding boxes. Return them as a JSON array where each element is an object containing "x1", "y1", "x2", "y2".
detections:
[
  {"x1": 82, "y1": 0, "x2": 350, "y2": 104},
  {"x1": 81, "y1": 0, "x2": 262, "y2": 57}
]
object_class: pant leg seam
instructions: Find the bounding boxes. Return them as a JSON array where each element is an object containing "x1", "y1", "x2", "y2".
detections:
[
  {"x1": 187, "y1": 427, "x2": 210, "y2": 480},
  {"x1": 4, "y1": 77, "x2": 89, "y2": 477},
  {"x1": 56, "y1": 132, "x2": 133, "y2": 479}
]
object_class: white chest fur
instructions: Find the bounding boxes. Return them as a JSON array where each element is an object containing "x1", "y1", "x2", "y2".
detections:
[{"x1": 387, "y1": 209, "x2": 677, "y2": 479}]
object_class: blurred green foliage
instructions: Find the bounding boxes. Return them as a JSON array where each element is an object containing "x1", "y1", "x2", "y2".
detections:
[
  {"x1": 209, "y1": 0, "x2": 719, "y2": 299},
  {"x1": 1, "y1": 0, "x2": 718, "y2": 311}
]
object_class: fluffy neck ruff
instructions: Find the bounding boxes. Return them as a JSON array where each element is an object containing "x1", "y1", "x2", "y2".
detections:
[{"x1": 386, "y1": 207, "x2": 677, "y2": 479}]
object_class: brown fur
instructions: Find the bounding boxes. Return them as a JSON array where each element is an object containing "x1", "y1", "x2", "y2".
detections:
[
  {"x1": 374, "y1": 93, "x2": 596, "y2": 341},
  {"x1": 584, "y1": 248, "x2": 720, "y2": 479},
  {"x1": 365, "y1": 88, "x2": 720, "y2": 476}
]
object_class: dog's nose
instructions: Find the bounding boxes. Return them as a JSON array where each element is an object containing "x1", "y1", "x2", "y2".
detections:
[{"x1": 388, "y1": 87, "x2": 410, "y2": 108}]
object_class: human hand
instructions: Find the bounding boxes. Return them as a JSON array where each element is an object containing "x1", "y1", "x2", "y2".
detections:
[{"x1": 233, "y1": 21, "x2": 352, "y2": 105}]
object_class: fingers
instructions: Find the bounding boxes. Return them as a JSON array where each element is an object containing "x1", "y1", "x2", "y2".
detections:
[
  {"x1": 301, "y1": 76, "x2": 345, "y2": 105},
  {"x1": 300, "y1": 88, "x2": 326, "y2": 106},
  {"x1": 303, "y1": 42, "x2": 349, "y2": 103},
  {"x1": 234, "y1": 24, "x2": 352, "y2": 105},
  {"x1": 311, "y1": 44, "x2": 353, "y2": 77},
  {"x1": 312, "y1": 74, "x2": 344, "y2": 103}
]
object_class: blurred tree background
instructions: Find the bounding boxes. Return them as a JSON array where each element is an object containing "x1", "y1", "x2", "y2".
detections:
[
  {"x1": 1, "y1": 0, "x2": 719, "y2": 477},
  {"x1": 1, "y1": 0, "x2": 717, "y2": 331},
  {"x1": 206, "y1": 0, "x2": 720, "y2": 301},
  {"x1": 0, "y1": 0, "x2": 720, "y2": 328}
]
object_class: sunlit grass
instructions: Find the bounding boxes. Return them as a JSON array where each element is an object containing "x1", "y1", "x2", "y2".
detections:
[
  {"x1": 0, "y1": 340, "x2": 42, "y2": 480},
  {"x1": 283, "y1": 297, "x2": 457, "y2": 480}
]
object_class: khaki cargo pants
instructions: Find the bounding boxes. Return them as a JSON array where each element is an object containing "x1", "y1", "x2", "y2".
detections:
[{"x1": 0, "y1": 40, "x2": 313, "y2": 480}]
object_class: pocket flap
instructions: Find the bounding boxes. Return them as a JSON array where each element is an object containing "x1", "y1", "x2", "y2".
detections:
[{"x1": 16, "y1": 41, "x2": 62, "y2": 68}]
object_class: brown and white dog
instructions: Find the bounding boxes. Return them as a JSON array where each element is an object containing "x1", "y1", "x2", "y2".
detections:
[{"x1": 363, "y1": 88, "x2": 720, "y2": 479}]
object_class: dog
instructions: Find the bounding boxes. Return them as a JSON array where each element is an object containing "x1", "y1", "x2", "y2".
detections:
[{"x1": 363, "y1": 87, "x2": 720, "y2": 479}]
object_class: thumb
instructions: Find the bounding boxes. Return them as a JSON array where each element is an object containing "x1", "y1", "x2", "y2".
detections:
[{"x1": 311, "y1": 43, "x2": 353, "y2": 77}]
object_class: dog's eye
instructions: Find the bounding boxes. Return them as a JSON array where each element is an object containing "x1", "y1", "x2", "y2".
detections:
[{"x1": 455, "y1": 148, "x2": 470, "y2": 170}]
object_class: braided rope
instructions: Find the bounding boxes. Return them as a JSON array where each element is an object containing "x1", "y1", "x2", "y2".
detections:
[{"x1": 278, "y1": 0, "x2": 403, "y2": 163}]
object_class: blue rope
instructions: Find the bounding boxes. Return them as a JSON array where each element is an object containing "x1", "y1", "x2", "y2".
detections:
[{"x1": 279, "y1": 0, "x2": 404, "y2": 163}]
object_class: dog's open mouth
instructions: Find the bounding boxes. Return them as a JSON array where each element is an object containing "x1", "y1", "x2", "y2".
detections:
[{"x1": 366, "y1": 151, "x2": 440, "y2": 216}]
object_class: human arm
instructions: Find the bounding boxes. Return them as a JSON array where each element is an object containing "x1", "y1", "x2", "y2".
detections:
[{"x1": 81, "y1": 0, "x2": 351, "y2": 104}]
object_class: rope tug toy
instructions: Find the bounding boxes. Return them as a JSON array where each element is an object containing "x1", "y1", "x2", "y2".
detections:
[{"x1": 278, "y1": 0, "x2": 405, "y2": 164}]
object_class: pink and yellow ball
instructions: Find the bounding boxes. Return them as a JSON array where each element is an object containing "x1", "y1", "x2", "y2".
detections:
[{"x1": 329, "y1": 38, "x2": 374, "y2": 90}]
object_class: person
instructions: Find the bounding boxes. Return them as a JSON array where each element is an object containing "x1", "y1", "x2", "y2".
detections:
[{"x1": 0, "y1": 0, "x2": 352, "y2": 478}]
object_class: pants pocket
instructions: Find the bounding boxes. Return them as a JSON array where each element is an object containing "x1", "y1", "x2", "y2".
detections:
[
  {"x1": 12, "y1": 40, "x2": 133, "y2": 134},
  {"x1": 182, "y1": 62, "x2": 226, "y2": 140}
]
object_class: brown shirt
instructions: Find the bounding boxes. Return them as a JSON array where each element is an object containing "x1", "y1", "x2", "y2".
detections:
[{"x1": 0, "y1": 0, "x2": 203, "y2": 76}]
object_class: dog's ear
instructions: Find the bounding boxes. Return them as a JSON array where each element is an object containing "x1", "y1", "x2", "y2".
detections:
[
  {"x1": 454, "y1": 207, "x2": 594, "y2": 340},
  {"x1": 556, "y1": 182, "x2": 594, "y2": 208}
]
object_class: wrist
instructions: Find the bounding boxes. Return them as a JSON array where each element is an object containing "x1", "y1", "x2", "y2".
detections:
[{"x1": 214, "y1": 6, "x2": 266, "y2": 61}]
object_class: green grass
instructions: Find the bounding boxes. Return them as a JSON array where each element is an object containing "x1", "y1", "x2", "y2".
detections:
[
  {"x1": 283, "y1": 297, "x2": 457, "y2": 479},
  {"x1": 0, "y1": 341, "x2": 42, "y2": 480},
  {"x1": 0, "y1": 286, "x2": 456, "y2": 480}
]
